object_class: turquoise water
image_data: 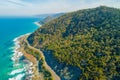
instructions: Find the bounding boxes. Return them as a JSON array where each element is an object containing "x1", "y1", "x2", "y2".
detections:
[{"x1": 0, "y1": 17, "x2": 41, "y2": 80}]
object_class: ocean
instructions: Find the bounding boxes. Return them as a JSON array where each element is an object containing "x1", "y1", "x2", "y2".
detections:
[{"x1": 0, "y1": 17, "x2": 41, "y2": 80}]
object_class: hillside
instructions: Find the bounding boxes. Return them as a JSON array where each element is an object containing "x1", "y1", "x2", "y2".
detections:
[
  {"x1": 38, "y1": 13, "x2": 64, "y2": 25},
  {"x1": 27, "y1": 6, "x2": 120, "y2": 80}
]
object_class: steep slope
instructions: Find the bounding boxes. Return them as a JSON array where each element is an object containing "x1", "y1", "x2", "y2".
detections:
[{"x1": 28, "y1": 6, "x2": 120, "y2": 80}]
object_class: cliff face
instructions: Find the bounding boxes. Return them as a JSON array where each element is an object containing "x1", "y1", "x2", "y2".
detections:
[{"x1": 27, "y1": 6, "x2": 120, "y2": 80}]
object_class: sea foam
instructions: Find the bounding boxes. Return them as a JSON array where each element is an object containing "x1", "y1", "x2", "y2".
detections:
[
  {"x1": 10, "y1": 34, "x2": 34, "y2": 80},
  {"x1": 9, "y1": 73, "x2": 25, "y2": 80},
  {"x1": 10, "y1": 68, "x2": 24, "y2": 75}
]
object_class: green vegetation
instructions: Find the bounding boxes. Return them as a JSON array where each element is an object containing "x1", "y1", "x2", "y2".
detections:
[
  {"x1": 38, "y1": 58, "x2": 53, "y2": 80},
  {"x1": 28, "y1": 6, "x2": 120, "y2": 80},
  {"x1": 24, "y1": 45, "x2": 41, "y2": 60}
]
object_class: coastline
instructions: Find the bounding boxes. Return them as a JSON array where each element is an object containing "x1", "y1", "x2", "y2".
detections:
[
  {"x1": 17, "y1": 35, "x2": 42, "y2": 80},
  {"x1": 13, "y1": 22, "x2": 60, "y2": 80},
  {"x1": 11, "y1": 34, "x2": 34, "y2": 80},
  {"x1": 34, "y1": 22, "x2": 41, "y2": 27},
  {"x1": 18, "y1": 34, "x2": 60, "y2": 80}
]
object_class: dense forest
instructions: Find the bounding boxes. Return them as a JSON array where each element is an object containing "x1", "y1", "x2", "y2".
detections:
[{"x1": 27, "y1": 6, "x2": 120, "y2": 80}]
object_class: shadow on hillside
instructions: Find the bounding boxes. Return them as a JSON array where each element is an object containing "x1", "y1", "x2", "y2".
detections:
[{"x1": 40, "y1": 50, "x2": 81, "y2": 80}]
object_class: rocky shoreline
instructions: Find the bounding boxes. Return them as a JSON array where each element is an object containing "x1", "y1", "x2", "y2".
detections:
[
  {"x1": 16, "y1": 34, "x2": 60, "y2": 80},
  {"x1": 11, "y1": 34, "x2": 34, "y2": 80}
]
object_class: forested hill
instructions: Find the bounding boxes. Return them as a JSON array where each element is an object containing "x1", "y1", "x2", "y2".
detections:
[
  {"x1": 27, "y1": 6, "x2": 120, "y2": 80},
  {"x1": 38, "y1": 13, "x2": 64, "y2": 25}
]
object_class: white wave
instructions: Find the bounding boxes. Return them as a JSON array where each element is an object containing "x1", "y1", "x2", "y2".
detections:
[
  {"x1": 9, "y1": 47, "x2": 15, "y2": 50},
  {"x1": 11, "y1": 52, "x2": 23, "y2": 62},
  {"x1": 24, "y1": 61, "x2": 34, "y2": 75},
  {"x1": 9, "y1": 73, "x2": 25, "y2": 80},
  {"x1": 13, "y1": 63, "x2": 20, "y2": 67},
  {"x1": 13, "y1": 33, "x2": 31, "y2": 42},
  {"x1": 34, "y1": 22, "x2": 41, "y2": 27},
  {"x1": 11, "y1": 35, "x2": 23, "y2": 62},
  {"x1": 11, "y1": 33, "x2": 31, "y2": 62},
  {"x1": 10, "y1": 33, "x2": 34, "y2": 80},
  {"x1": 10, "y1": 68, "x2": 24, "y2": 75}
]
